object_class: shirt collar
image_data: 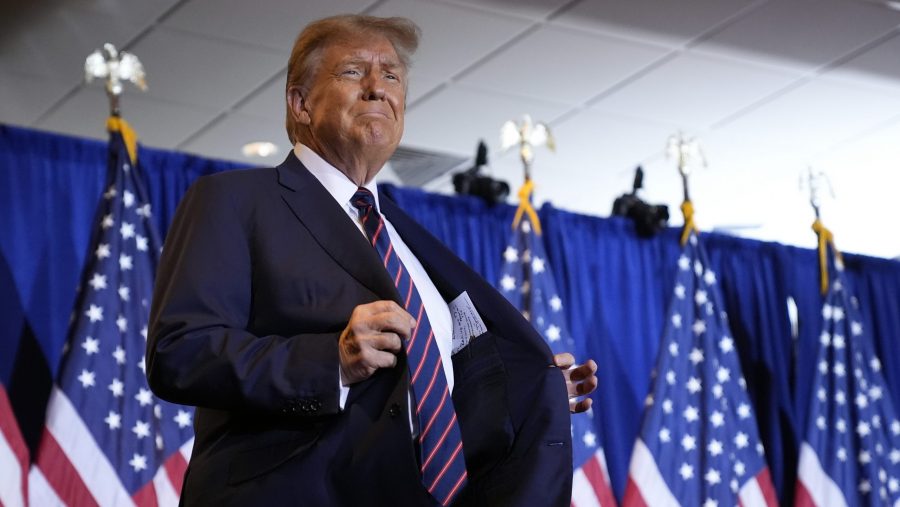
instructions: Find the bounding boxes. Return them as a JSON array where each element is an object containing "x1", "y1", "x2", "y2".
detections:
[{"x1": 294, "y1": 143, "x2": 380, "y2": 210}]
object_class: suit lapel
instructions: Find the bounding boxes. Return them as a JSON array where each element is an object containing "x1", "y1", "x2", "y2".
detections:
[
  {"x1": 382, "y1": 195, "x2": 554, "y2": 363},
  {"x1": 275, "y1": 153, "x2": 401, "y2": 303},
  {"x1": 380, "y1": 196, "x2": 463, "y2": 303}
]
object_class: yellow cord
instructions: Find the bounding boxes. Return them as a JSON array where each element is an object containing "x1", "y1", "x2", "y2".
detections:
[
  {"x1": 511, "y1": 178, "x2": 542, "y2": 235},
  {"x1": 812, "y1": 218, "x2": 843, "y2": 295},
  {"x1": 106, "y1": 116, "x2": 138, "y2": 165},
  {"x1": 680, "y1": 200, "x2": 696, "y2": 246}
]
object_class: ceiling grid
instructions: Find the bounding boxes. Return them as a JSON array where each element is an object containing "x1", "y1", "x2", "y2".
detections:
[{"x1": 2, "y1": 0, "x2": 898, "y2": 257}]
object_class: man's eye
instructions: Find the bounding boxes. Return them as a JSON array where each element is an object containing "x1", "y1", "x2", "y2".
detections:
[
  {"x1": 385, "y1": 73, "x2": 398, "y2": 80},
  {"x1": 342, "y1": 69, "x2": 360, "y2": 76}
]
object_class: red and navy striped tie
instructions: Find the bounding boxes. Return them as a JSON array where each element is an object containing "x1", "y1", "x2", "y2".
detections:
[{"x1": 351, "y1": 188, "x2": 468, "y2": 506}]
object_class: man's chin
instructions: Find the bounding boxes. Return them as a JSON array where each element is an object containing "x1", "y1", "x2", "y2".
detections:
[{"x1": 357, "y1": 129, "x2": 402, "y2": 153}]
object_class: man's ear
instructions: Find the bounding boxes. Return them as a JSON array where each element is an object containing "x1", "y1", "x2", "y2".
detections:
[{"x1": 287, "y1": 87, "x2": 311, "y2": 126}]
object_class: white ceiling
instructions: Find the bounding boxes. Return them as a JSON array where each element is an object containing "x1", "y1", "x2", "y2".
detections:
[{"x1": 3, "y1": 0, "x2": 900, "y2": 259}]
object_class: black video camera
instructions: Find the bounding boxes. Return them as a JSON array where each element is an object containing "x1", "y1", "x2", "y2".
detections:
[
  {"x1": 612, "y1": 166, "x2": 669, "y2": 237},
  {"x1": 451, "y1": 141, "x2": 510, "y2": 205}
]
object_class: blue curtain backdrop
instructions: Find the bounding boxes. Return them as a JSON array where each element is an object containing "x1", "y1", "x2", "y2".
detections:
[{"x1": 2, "y1": 123, "x2": 899, "y2": 503}]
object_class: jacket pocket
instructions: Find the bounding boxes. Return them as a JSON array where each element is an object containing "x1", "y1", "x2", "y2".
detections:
[
  {"x1": 451, "y1": 332, "x2": 514, "y2": 480},
  {"x1": 226, "y1": 428, "x2": 321, "y2": 485}
]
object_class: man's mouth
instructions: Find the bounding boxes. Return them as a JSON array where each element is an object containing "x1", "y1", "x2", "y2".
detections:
[{"x1": 358, "y1": 110, "x2": 391, "y2": 119}]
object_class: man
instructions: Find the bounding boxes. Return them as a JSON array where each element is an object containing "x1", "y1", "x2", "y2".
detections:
[{"x1": 147, "y1": 14, "x2": 595, "y2": 506}]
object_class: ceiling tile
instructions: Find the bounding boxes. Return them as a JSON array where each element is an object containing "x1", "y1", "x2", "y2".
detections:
[
  {"x1": 811, "y1": 116, "x2": 900, "y2": 258},
  {"x1": 552, "y1": 0, "x2": 756, "y2": 48},
  {"x1": 163, "y1": 0, "x2": 375, "y2": 52},
  {"x1": 438, "y1": 0, "x2": 571, "y2": 21},
  {"x1": 553, "y1": 110, "x2": 677, "y2": 179},
  {"x1": 457, "y1": 25, "x2": 670, "y2": 105},
  {"x1": 816, "y1": 113, "x2": 900, "y2": 167},
  {"x1": 634, "y1": 149, "x2": 826, "y2": 252},
  {"x1": 0, "y1": 74, "x2": 73, "y2": 126},
  {"x1": 180, "y1": 112, "x2": 288, "y2": 165},
  {"x1": 824, "y1": 32, "x2": 900, "y2": 93},
  {"x1": 129, "y1": 27, "x2": 285, "y2": 109},
  {"x1": 36, "y1": 86, "x2": 220, "y2": 149},
  {"x1": 6, "y1": 0, "x2": 900, "y2": 258},
  {"x1": 591, "y1": 52, "x2": 801, "y2": 130},
  {"x1": 694, "y1": 0, "x2": 900, "y2": 72},
  {"x1": 704, "y1": 78, "x2": 900, "y2": 174},
  {"x1": 515, "y1": 110, "x2": 681, "y2": 215},
  {"x1": 235, "y1": 73, "x2": 287, "y2": 122},
  {"x1": 407, "y1": 77, "x2": 444, "y2": 105},
  {"x1": 403, "y1": 84, "x2": 570, "y2": 155},
  {"x1": 0, "y1": 4, "x2": 144, "y2": 82},
  {"x1": 68, "y1": 0, "x2": 181, "y2": 24},
  {"x1": 372, "y1": 0, "x2": 532, "y2": 82}
]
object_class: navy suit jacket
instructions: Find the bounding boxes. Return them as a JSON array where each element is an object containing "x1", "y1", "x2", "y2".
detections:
[{"x1": 147, "y1": 153, "x2": 572, "y2": 506}]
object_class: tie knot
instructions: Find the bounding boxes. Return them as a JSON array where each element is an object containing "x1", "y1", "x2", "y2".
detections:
[{"x1": 351, "y1": 187, "x2": 377, "y2": 216}]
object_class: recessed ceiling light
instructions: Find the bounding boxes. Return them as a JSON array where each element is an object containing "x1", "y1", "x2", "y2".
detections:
[{"x1": 242, "y1": 141, "x2": 278, "y2": 158}]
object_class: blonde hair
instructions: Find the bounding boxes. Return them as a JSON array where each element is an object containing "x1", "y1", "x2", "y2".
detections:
[{"x1": 284, "y1": 15, "x2": 420, "y2": 145}]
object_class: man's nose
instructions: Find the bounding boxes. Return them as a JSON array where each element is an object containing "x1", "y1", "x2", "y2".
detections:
[{"x1": 362, "y1": 75, "x2": 386, "y2": 100}]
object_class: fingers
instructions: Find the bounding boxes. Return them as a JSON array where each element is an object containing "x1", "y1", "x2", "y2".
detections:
[
  {"x1": 556, "y1": 356, "x2": 600, "y2": 414},
  {"x1": 339, "y1": 300, "x2": 415, "y2": 385},
  {"x1": 567, "y1": 374, "x2": 598, "y2": 398},
  {"x1": 369, "y1": 349, "x2": 399, "y2": 369},
  {"x1": 570, "y1": 397, "x2": 592, "y2": 414},
  {"x1": 347, "y1": 300, "x2": 416, "y2": 341},
  {"x1": 369, "y1": 332, "x2": 403, "y2": 354},
  {"x1": 568, "y1": 359, "x2": 598, "y2": 382},
  {"x1": 566, "y1": 369, "x2": 598, "y2": 397},
  {"x1": 553, "y1": 352, "x2": 575, "y2": 369}
]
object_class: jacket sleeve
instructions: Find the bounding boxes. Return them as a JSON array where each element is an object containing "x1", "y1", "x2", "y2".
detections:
[{"x1": 147, "y1": 175, "x2": 340, "y2": 416}]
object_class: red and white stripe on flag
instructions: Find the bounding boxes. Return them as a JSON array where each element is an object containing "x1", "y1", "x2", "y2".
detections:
[
  {"x1": 622, "y1": 439, "x2": 777, "y2": 507},
  {"x1": 794, "y1": 443, "x2": 847, "y2": 507},
  {"x1": 623, "y1": 439, "x2": 678, "y2": 507},
  {"x1": 1, "y1": 383, "x2": 29, "y2": 507},
  {"x1": 27, "y1": 387, "x2": 192, "y2": 507},
  {"x1": 572, "y1": 448, "x2": 617, "y2": 507}
]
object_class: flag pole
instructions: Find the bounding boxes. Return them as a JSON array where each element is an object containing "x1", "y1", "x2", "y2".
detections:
[
  {"x1": 624, "y1": 135, "x2": 777, "y2": 507},
  {"x1": 84, "y1": 43, "x2": 147, "y2": 163},
  {"x1": 805, "y1": 168, "x2": 841, "y2": 294},
  {"x1": 495, "y1": 116, "x2": 616, "y2": 506},
  {"x1": 500, "y1": 115, "x2": 555, "y2": 235},
  {"x1": 28, "y1": 43, "x2": 195, "y2": 506},
  {"x1": 666, "y1": 132, "x2": 706, "y2": 245}
]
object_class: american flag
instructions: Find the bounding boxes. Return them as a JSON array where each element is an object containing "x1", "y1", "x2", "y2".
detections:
[
  {"x1": 795, "y1": 253, "x2": 900, "y2": 506},
  {"x1": 498, "y1": 213, "x2": 617, "y2": 507},
  {"x1": 1, "y1": 382, "x2": 29, "y2": 507},
  {"x1": 27, "y1": 118, "x2": 194, "y2": 506},
  {"x1": 623, "y1": 234, "x2": 777, "y2": 507}
]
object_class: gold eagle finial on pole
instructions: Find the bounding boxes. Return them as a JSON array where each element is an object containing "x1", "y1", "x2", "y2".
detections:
[
  {"x1": 84, "y1": 43, "x2": 147, "y2": 116},
  {"x1": 500, "y1": 114, "x2": 555, "y2": 182},
  {"x1": 666, "y1": 132, "x2": 707, "y2": 245}
]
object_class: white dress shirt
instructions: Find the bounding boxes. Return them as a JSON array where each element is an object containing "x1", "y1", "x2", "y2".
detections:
[{"x1": 294, "y1": 144, "x2": 455, "y2": 411}]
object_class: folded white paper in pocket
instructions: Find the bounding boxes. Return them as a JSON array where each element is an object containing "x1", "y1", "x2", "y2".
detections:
[{"x1": 449, "y1": 291, "x2": 487, "y2": 355}]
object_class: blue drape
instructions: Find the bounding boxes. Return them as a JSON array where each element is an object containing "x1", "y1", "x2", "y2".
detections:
[{"x1": 2, "y1": 124, "x2": 899, "y2": 503}]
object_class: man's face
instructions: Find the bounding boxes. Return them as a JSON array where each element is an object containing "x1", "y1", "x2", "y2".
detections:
[{"x1": 298, "y1": 35, "x2": 406, "y2": 165}]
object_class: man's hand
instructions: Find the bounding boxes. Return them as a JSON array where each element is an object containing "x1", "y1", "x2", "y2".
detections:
[
  {"x1": 553, "y1": 352, "x2": 598, "y2": 414},
  {"x1": 339, "y1": 300, "x2": 415, "y2": 385}
]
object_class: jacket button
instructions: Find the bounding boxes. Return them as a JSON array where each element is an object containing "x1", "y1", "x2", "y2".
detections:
[{"x1": 388, "y1": 403, "x2": 401, "y2": 418}]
